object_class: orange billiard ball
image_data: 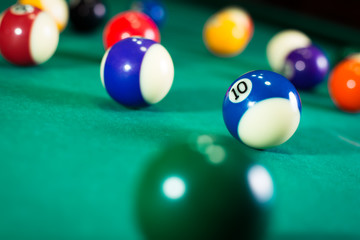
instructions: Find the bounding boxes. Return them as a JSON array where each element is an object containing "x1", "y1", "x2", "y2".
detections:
[
  {"x1": 328, "y1": 58, "x2": 360, "y2": 113},
  {"x1": 203, "y1": 7, "x2": 253, "y2": 57}
]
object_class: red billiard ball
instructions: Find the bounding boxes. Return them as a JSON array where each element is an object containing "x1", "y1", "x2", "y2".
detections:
[
  {"x1": 328, "y1": 58, "x2": 360, "y2": 113},
  {"x1": 103, "y1": 10, "x2": 160, "y2": 49},
  {"x1": 0, "y1": 4, "x2": 59, "y2": 66}
]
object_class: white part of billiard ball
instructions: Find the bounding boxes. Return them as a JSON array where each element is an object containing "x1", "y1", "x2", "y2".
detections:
[
  {"x1": 238, "y1": 97, "x2": 300, "y2": 149},
  {"x1": 140, "y1": 43, "x2": 174, "y2": 104},
  {"x1": 100, "y1": 48, "x2": 110, "y2": 88},
  {"x1": 41, "y1": 0, "x2": 69, "y2": 31},
  {"x1": 30, "y1": 12, "x2": 59, "y2": 64},
  {"x1": 347, "y1": 53, "x2": 360, "y2": 62},
  {"x1": 267, "y1": 30, "x2": 311, "y2": 72},
  {"x1": 247, "y1": 165, "x2": 274, "y2": 204}
]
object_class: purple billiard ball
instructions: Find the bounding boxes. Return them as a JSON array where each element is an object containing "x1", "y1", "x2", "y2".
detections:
[{"x1": 282, "y1": 45, "x2": 329, "y2": 90}]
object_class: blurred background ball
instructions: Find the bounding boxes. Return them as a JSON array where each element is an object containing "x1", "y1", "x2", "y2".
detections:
[
  {"x1": 131, "y1": 0, "x2": 166, "y2": 28},
  {"x1": 136, "y1": 134, "x2": 274, "y2": 240},
  {"x1": 69, "y1": 0, "x2": 107, "y2": 32},
  {"x1": 203, "y1": 7, "x2": 253, "y2": 57}
]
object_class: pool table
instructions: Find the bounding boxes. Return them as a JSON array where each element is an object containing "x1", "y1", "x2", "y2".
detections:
[{"x1": 0, "y1": 0, "x2": 359, "y2": 239}]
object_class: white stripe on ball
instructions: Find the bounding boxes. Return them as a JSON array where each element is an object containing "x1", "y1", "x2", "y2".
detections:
[
  {"x1": 238, "y1": 97, "x2": 300, "y2": 149},
  {"x1": 40, "y1": 0, "x2": 69, "y2": 30},
  {"x1": 100, "y1": 48, "x2": 111, "y2": 88},
  {"x1": 140, "y1": 43, "x2": 174, "y2": 104},
  {"x1": 30, "y1": 12, "x2": 59, "y2": 64}
]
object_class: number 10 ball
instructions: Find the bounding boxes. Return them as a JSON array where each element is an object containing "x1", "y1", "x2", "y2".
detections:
[{"x1": 223, "y1": 70, "x2": 301, "y2": 149}]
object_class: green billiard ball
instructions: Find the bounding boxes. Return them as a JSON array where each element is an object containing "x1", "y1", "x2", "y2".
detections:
[{"x1": 136, "y1": 135, "x2": 274, "y2": 240}]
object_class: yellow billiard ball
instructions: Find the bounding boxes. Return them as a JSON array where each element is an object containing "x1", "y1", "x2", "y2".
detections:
[
  {"x1": 203, "y1": 7, "x2": 253, "y2": 57},
  {"x1": 18, "y1": 0, "x2": 69, "y2": 32}
]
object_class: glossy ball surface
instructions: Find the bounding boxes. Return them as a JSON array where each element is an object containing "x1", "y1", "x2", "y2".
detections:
[
  {"x1": 136, "y1": 134, "x2": 274, "y2": 240},
  {"x1": 282, "y1": 45, "x2": 329, "y2": 90},
  {"x1": 328, "y1": 59, "x2": 360, "y2": 113},
  {"x1": 132, "y1": 0, "x2": 166, "y2": 27},
  {"x1": 103, "y1": 11, "x2": 160, "y2": 49},
  {"x1": 100, "y1": 37, "x2": 174, "y2": 108},
  {"x1": 347, "y1": 53, "x2": 360, "y2": 62},
  {"x1": 203, "y1": 7, "x2": 253, "y2": 57},
  {"x1": 18, "y1": 0, "x2": 69, "y2": 32},
  {"x1": 0, "y1": 4, "x2": 59, "y2": 66},
  {"x1": 69, "y1": 0, "x2": 107, "y2": 32},
  {"x1": 223, "y1": 70, "x2": 301, "y2": 149},
  {"x1": 267, "y1": 30, "x2": 311, "y2": 72}
]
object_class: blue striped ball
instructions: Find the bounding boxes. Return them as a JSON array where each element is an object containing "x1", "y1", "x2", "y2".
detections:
[
  {"x1": 223, "y1": 70, "x2": 301, "y2": 149},
  {"x1": 100, "y1": 37, "x2": 174, "y2": 108}
]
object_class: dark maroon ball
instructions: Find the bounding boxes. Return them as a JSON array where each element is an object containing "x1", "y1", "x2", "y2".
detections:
[
  {"x1": 282, "y1": 45, "x2": 329, "y2": 90},
  {"x1": 69, "y1": 0, "x2": 107, "y2": 32}
]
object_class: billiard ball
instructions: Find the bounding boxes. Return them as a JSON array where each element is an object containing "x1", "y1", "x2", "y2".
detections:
[
  {"x1": 136, "y1": 134, "x2": 274, "y2": 239},
  {"x1": 69, "y1": 0, "x2": 107, "y2": 32},
  {"x1": 328, "y1": 58, "x2": 360, "y2": 113},
  {"x1": 103, "y1": 11, "x2": 160, "y2": 49},
  {"x1": 203, "y1": 7, "x2": 253, "y2": 57},
  {"x1": 267, "y1": 30, "x2": 311, "y2": 72},
  {"x1": 223, "y1": 70, "x2": 301, "y2": 149},
  {"x1": 282, "y1": 45, "x2": 329, "y2": 90},
  {"x1": 347, "y1": 53, "x2": 360, "y2": 62},
  {"x1": 131, "y1": 0, "x2": 166, "y2": 28},
  {"x1": 18, "y1": 0, "x2": 69, "y2": 32},
  {"x1": 100, "y1": 37, "x2": 173, "y2": 108},
  {"x1": 0, "y1": 4, "x2": 59, "y2": 66}
]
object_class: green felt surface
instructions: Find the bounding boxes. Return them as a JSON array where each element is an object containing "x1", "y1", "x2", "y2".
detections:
[{"x1": 0, "y1": 1, "x2": 360, "y2": 239}]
